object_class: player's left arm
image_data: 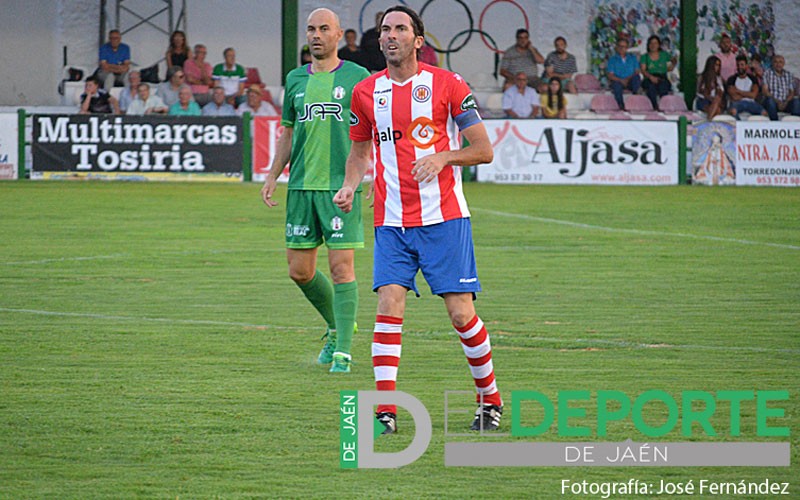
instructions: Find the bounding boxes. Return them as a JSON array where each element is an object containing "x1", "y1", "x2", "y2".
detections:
[{"x1": 411, "y1": 123, "x2": 493, "y2": 183}]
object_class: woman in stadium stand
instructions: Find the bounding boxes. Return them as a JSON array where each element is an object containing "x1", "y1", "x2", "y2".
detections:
[
  {"x1": 696, "y1": 56, "x2": 726, "y2": 120},
  {"x1": 166, "y1": 30, "x2": 192, "y2": 76}
]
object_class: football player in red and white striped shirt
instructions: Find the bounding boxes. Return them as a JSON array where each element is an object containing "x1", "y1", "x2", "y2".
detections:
[{"x1": 334, "y1": 5, "x2": 503, "y2": 433}]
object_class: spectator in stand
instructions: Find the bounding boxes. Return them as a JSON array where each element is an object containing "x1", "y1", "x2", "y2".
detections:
[
  {"x1": 169, "y1": 86, "x2": 201, "y2": 116},
  {"x1": 79, "y1": 76, "x2": 119, "y2": 114},
  {"x1": 762, "y1": 54, "x2": 800, "y2": 120},
  {"x1": 502, "y1": 72, "x2": 540, "y2": 118},
  {"x1": 202, "y1": 86, "x2": 237, "y2": 116},
  {"x1": 640, "y1": 35, "x2": 675, "y2": 110},
  {"x1": 726, "y1": 54, "x2": 768, "y2": 119},
  {"x1": 338, "y1": 29, "x2": 366, "y2": 67},
  {"x1": 184, "y1": 43, "x2": 214, "y2": 105},
  {"x1": 166, "y1": 30, "x2": 192, "y2": 77},
  {"x1": 360, "y1": 11, "x2": 386, "y2": 72},
  {"x1": 541, "y1": 77, "x2": 567, "y2": 119},
  {"x1": 748, "y1": 54, "x2": 765, "y2": 103},
  {"x1": 96, "y1": 29, "x2": 131, "y2": 90},
  {"x1": 158, "y1": 67, "x2": 186, "y2": 108},
  {"x1": 544, "y1": 37, "x2": 578, "y2": 94},
  {"x1": 213, "y1": 47, "x2": 247, "y2": 106},
  {"x1": 696, "y1": 55, "x2": 726, "y2": 120},
  {"x1": 117, "y1": 70, "x2": 141, "y2": 113},
  {"x1": 607, "y1": 37, "x2": 641, "y2": 110},
  {"x1": 126, "y1": 83, "x2": 167, "y2": 115},
  {"x1": 714, "y1": 34, "x2": 737, "y2": 81},
  {"x1": 419, "y1": 43, "x2": 438, "y2": 67},
  {"x1": 300, "y1": 44, "x2": 312, "y2": 66},
  {"x1": 236, "y1": 84, "x2": 278, "y2": 117},
  {"x1": 500, "y1": 28, "x2": 545, "y2": 91}
]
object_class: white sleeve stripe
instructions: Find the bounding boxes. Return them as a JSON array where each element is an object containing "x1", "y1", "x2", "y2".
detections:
[
  {"x1": 457, "y1": 319, "x2": 484, "y2": 340},
  {"x1": 371, "y1": 343, "x2": 402, "y2": 357},
  {"x1": 374, "y1": 365, "x2": 398, "y2": 381}
]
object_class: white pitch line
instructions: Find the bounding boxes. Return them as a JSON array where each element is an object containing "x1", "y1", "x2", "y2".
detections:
[
  {"x1": 2, "y1": 253, "x2": 132, "y2": 265},
  {"x1": 473, "y1": 208, "x2": 800, "y2": 251},
  {"x1": 1, "y1": 307, "x2": 797, "y2": 354}
]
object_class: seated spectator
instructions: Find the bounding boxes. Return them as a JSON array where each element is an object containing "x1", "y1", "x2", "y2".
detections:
[
  {"x1": 544, "y1": 37, "x2": 578, "y2": 94},
  {"x1": 184, "y1": 43, "x2": 214, "y2": 105},
  {"x1": 500, "y1": 28, "x2": 545, "y2": 91},
  {"x1": 203, "y1": 86, "x2": 237, "y2": 116},
  {"x1": 338, "y1": 29, "x2": 366, "y2": 67},
  {"x1": 96, "y1": 29, "x2": 131, "y2": 90},
  {"x1": 748, "y1": 53, "x2": 765, "y2": 101},
  {"x1": 502, "y1": 72, "x2": 540, "y2": 118},
  {"x1": 640, "y1": 35, "x2": 675, "y2": 110},
  {"x1": 607, "y1": 37, "x2": 641, "y2": 110},
  {"x1": 169, "y1": 86, "x2": 201, "y2": 116},
  {"x1": 117, "y1": 70, "x2": 141, "y2": 113},
  {"x1": 213, "y1": 47, "x2": 247, "y2": 106},
  {"x1": 158, "y1": 67, "x2": 186, "y2": 108},
  {"x1": 126, "y1": 83, "x2": 167, "y2": 115},
  {"x1": 360, "y1": 11, "x2": 386, "y2": 72},
  {"x1": 714, "y1": 33, "x2": 737, "y2": 81},
  {"x1": 300, "y1": 44, "x2": 312, "y2": 66},
  {"x1": 166, "y1": 30, "x2": 192, "y2": 76},
  {"x1": 696, "y1": 56, "x2": 726, "y2": 120},
  {"x1": 236, "y1": 85, "x2": 278, "y2": 117},
  {"x1": 419, "y1": 43, "x2": 438, "y2": 67},
  {"x1": 541, "y1": 77, "x2": 567, "y2": 119},
  {"x1": 726, "y1": 54, "x2": 767, "y2": 119},
  {"x1": 79, "y1": 76, "x2": 119, "y2": 114},
  {"x1": 762, "y1": 54, "x2": 800, "y2": 120}
]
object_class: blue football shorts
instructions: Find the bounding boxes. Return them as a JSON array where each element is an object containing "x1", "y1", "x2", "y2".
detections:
[{"x1": 373, "y1": 217, "x2": 481, "y2": 297}]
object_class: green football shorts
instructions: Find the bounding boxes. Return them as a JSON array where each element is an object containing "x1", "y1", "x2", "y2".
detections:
[{"x1": 285, "y1": 190, "x2": 364, "y2": 249}]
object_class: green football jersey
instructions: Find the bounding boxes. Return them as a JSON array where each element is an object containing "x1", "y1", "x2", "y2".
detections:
[{"x1": 282, "y1": 60, "x2": 370, "y2": 190}]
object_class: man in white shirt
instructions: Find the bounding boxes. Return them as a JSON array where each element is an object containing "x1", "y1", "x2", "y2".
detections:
[
  {"x1": 236, "y1": 85, "x2": 278, "y2": 117},
  {"x1": 502, "y1": 72, "x2": 540, "y2": 118},
  {"x1": 126, "y1": 83, "x2": 167, "y2": 115}
]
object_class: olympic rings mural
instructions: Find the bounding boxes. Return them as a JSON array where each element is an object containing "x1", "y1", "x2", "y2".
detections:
[{"x1": 355, "y1": 0, "x2": 531, "y2": 76}]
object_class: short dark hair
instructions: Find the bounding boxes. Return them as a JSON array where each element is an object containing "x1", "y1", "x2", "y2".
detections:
[
  {"x1": 736, "y1": 54, "x2": 748, "y2": 64},
  {"x1": 554, "y1": 36, "x2": 566, "y2": 45},
  {"x1": 345, "y1": 29, "x2": 356, "y2": 36},
  {"x1": 223, "y1": 47, "x2": 235, "y2": 57},
  {"x1": 516, "y1": 28, "x2": 529, "y2": 38},
  {"x1": 85, "y1": 75, "x2": 100, "y2": 86},
  {"x1": 381, "y1": 5, "x2": 425, "y2": 38}
]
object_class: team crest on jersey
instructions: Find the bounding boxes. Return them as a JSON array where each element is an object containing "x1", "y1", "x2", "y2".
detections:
[
  {"x1": 333, "y1": 86, "x2": 346, "y2": 99},
  {"x1": 330, "y1": 216, "x2": 344, "y2": 231},
  {"x1": 376, "y1": 95, "x2": 389, "y2": 111},
  {"x1": 407, "y1": 116, "x2": 440, "y2": 149},
  {"x1": 412, "y1": 85, "x2": 432, "y2": 103}
]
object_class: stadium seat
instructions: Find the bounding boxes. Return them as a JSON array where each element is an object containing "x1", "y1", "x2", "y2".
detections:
[
  {"x1": 712, "y1": 114, "x2": 736, "y2": 122},
  {"x1": 483, "y1": 92, "x2": 504, "y2": 113},
  {"x1": 658, "y1": 94, "x2": 703, "y2": 121},
  {"x1": 781, "y1": 115, "x2": 800, "y2": 121},
  {"x1": 574, "y1": 73, "x2": 603, "y2": 93},
  {"x1": 589, "y1": 93, "x2": 620, "y2": 113},
  {"x1": 624, "y1": 94, "x2": 653, "y2": 112},
  {"x1": 747, "y1": 114, "x2": 769, "y2": 121}
]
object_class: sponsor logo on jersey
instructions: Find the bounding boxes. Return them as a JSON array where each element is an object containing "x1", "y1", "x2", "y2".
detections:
[
  {"x1": 459, "y1": 277, "x2": 478, "y2": 283},
  {"x1": 286, "y1": 223, "x2": 311, "y2": 237},
  {"x1": 376, "y1": 95, "x2": 389, "y2": 111},
  {"x1": 375, "y1": 127, "x2": 403, "y2": 145},
  {"x1": 298, "y1": 102, "x2": 343, "y2": 122},
  {"x1": 330, "y1": 232, "x2": 344, "y2": 239},
  {"x1": 460, "y1": 94, "x2": 477, "y2": 111},
  {"x1": 331, "y1": 216, "x2": 344, "y2": 231},
  {"x1": 412, "y1": 85, "x2": 432, "y2": 103},
  {"x1": 350, "y1": 111, "x2": 360, "y2": 126},
  {"x1": 333, "y1": 86, "x2": 346, "y2": 100},
  {"x1": 407, "y1": 117, "x2": 440, "y2": 149}
]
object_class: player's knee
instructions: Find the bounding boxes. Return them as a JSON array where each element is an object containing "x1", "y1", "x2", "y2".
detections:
[
  {"x1": 329, "y1": 262, "x2": 355, "y2": 284},
  {"x1": 288, "y1": 267, "x2": 314, "y2": 284},
  {"x1": 448, "y1": 309, "x2": 475, "y2": 328}
]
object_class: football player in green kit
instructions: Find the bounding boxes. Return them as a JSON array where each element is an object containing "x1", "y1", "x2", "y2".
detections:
[{"x1": 261, "y1": 8, "x2": 370, "y2": 373}]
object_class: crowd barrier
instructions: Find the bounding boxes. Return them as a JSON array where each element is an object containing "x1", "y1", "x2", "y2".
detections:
[{"x1": 2, "y1": 110, "x2": 797, "y2": 187}]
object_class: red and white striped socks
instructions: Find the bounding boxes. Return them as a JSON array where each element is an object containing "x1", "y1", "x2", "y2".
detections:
[
  {"x1": 371, "y1": 314, "x2": 502, "y2": 413},
  {"x1": 372, "y1": 315, "x2": 402, "y2": 414},
  {"x1": 454, "y1": 315, "x2": 503, "y2": 407}
]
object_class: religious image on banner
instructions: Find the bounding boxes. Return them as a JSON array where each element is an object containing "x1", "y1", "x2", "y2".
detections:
[{"x1": 692, "y1": 121, "x2": 736, "y2": 186}]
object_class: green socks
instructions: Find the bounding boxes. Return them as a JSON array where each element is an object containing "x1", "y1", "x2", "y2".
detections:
[
  {"x1": 333, "y1": 280, "x2": 358, "y2": 355},
  {"x1": 296, "y1": 271, "x2": 336, "y2": 330}
]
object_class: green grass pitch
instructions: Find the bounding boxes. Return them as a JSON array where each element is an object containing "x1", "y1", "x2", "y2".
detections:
[{"x1": 0, "y1": 181, "x2": 797, "y2": 498}]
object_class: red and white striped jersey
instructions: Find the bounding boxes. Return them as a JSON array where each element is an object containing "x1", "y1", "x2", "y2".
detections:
[{"x1": 350, "y1": 63, "x2": 482, "y2": 227}]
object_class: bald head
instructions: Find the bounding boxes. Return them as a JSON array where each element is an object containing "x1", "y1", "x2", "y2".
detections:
[
  {"x1": 306, "y1": 8, "x2": 343, "y2": 61},
  {"x1": 308, "y1": 8, "x2": 341, "y2": 30}
]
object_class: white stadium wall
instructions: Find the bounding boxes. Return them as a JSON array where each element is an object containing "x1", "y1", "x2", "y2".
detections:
[{"x1": 1, "y1": 0, "x2": 799, "y2": 106}]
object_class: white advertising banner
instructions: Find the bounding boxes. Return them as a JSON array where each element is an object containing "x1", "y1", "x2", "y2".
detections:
[
  {"x1": 0, "y1": 113, "x2": 19, "y2": 180},
  {"x1": 477, "y1": 119, "x2": 678, "y2": 185},
  {"x1": 735, "y1": 122, "x2": 800, "y2": 187}
]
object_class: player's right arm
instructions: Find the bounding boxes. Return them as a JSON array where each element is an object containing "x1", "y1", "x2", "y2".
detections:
[
  {"x1": 260, "y1": 126, "x2": 293, "y2": 207},
  {"x1": 334, "y1": 139, "x2": 371, "y2": 213}
]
